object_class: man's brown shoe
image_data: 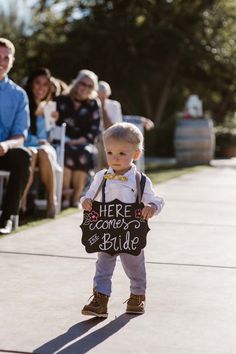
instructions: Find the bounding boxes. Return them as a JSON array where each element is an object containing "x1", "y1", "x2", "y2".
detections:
[
  {"x1": 81, "y1": 290, "x2": 109, "y2": 318},
  {"x1": 125, "y1": 294, "x2": 145, "y2": 314}
]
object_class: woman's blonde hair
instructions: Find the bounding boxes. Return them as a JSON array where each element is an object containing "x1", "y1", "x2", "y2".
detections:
[
  {"x1": 103, "y1": 122, "x2": 144, "y2": 150},
  {"x1": 70, "y1": 69, "x2": 98, "y2": 99}
]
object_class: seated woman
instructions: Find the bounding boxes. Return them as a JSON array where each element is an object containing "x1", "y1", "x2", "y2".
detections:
[
  {"x1": 55, "y1": 69, "x2": 101, "y2": 207},
  {"x1": 21, "y1": 68, "x2": 59, "y2": 218}
]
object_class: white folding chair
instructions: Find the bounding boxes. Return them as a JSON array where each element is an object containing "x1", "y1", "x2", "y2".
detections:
[
  {"x1": 0, "y1": 171, "x2": 19, "y2": 230},
  {"x1": 0, "y1": 170, "x2": 9, "y2": 208},
  {"x1": 48, "y1": 123, "x2": 66, "y2": 214},
  {"x1": 0, "y1": 124, "x2": 66, "y2": 227},
  {"x1": 34, "y1": 123, "x2": 66, "y2": 214}
]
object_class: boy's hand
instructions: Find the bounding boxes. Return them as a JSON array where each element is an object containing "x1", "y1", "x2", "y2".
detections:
[
  {"x1": 82, "y1": 198, "x2": 93, "y2": 211},
  {"x1": 142, "y1": 203, "x2": 157, "y2": 220}
]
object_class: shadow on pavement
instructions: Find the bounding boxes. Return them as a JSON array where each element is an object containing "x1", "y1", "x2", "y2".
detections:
[{"x1": 34, "y1": 313, "x2": 137, "y2": 354}]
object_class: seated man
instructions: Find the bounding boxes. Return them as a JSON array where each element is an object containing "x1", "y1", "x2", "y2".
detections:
[
  {"x1": 97, "y1": 81, "x2": 123, "y2": 169},
  {"x1": 97, "y1": 81, "x2": 154, "y2": 170},
  {"x1": 98, "y1": 81, "x2": 123, "y2": 130},
  {"x1": 0, "y1": 38, "x2": 31, "y2": 234}
]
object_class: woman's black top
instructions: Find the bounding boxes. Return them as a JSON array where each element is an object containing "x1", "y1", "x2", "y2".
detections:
[
  {"x1": 55, "y1": 95, "x2": 101, "y2": 143},
  {"x1": 55, "y1": 95, "x2": 101, "y2": 172}
]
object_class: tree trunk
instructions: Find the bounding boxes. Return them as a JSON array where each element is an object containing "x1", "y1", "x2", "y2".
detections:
[
  {"x1": 141, "y1": 83, "x2": 153, "y2": 118},
  {"x1": 154, "y1": 60, "x2": 178, "y2": 126}
]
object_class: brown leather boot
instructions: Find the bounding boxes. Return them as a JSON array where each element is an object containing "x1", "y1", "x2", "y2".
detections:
[
  {"x1": 125, "y1": 294, "x2": 146, "y2": 314},
  {"x1": 81, "y1": 290, "x2": 109, "y2": 318}
]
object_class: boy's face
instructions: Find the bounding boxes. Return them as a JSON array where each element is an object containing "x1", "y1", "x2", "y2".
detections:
[
  {"x1": 104, "y1": 138, "x2": 141, "y2": 174},
  {"x1": 0, "y1": 46, "x2": 14, "y2": 80}
]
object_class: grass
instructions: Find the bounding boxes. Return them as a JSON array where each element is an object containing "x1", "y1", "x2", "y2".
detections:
[
  {"x1": 4, "y1": 161, "x2": 208, "y2": 235},
  {"x1": 145, "y1": 163, "x2": 208, "y2": 184},
  {"x1": 7, "y1": 207, "x2": 79, "y2": 235}
]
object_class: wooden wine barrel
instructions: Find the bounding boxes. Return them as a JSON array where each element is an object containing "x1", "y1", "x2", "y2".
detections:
[{"x1": 174, "y1": 119, "x2": 215, "y2": 165}]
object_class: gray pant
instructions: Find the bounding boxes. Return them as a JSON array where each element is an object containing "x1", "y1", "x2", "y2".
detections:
[{"x1": 93, "y1": 250, "x2": 146, "y2": 296}]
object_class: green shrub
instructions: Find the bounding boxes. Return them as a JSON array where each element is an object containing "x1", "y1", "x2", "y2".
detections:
[
  {"x1": 145, "y1": 117, "x2": 176, "y2": 157},
  {"x1": 215, "y1": 115, "x2": 236, "y2": 157}
]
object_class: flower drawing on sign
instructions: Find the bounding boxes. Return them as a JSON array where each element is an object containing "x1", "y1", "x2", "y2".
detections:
[
  {"x1": 89, "y1": 211, "x2": 99, "y2": 222},
  {"x1": 135, "y1": 209, "x2": 142, "y2": 218},
  {"x1": 135, "y1": 208, "x2": 145, "y2": 223}
]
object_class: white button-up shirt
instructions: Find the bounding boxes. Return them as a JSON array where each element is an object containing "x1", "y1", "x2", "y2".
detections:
[{"x1": 81, "y1": 164, "x2": 164, "y2": 214}]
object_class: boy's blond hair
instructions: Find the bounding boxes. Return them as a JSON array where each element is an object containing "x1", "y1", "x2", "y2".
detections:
[
  {"x1": 103, "y1": 122, "x2": 144, "y2": 150},
  {"x1": 0, "y1": 38, "x2": 15, "y2": 56}
]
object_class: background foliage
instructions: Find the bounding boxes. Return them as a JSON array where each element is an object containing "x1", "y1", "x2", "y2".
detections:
[{"x1": 1, "y1": 0, "x2": 236, "y2": 156}]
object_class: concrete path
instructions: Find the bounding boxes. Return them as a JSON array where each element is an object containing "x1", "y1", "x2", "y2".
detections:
[{"x1": 0, "y1": 160, "x2": 236, "y2": 354}]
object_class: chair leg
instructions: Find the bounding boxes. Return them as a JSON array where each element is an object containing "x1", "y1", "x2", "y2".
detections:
[
  {"x1": 11, "y1": 215, "x2": 19, "y2": 230},
  {"x1": 56, "y1": 170, "x2": 63, "y2": 214}
]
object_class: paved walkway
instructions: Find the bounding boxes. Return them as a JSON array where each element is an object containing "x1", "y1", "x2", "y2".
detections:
[{"x1": 1, "y1": 160, "x2": 236, "y2": 354}]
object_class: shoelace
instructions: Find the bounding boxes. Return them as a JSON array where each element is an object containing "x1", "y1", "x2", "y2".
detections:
[
  {"x1": 87, "y1": 292, "x2": 108, "y2": 304},
  {"x1": 123, "y1": 295, "x2": 145, "y2": 304}
]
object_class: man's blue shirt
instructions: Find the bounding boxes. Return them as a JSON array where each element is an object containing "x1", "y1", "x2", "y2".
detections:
[{"x1": 0, "y1": 76, "x2": 30, "y2": 142}]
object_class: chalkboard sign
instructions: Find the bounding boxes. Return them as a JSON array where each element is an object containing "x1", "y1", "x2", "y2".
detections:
[{"x1": 80, "y1": 199, "x2": 150, "y2": 256}]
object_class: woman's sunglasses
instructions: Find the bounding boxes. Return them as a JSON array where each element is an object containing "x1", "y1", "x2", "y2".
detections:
[{"x1": 79, "y1": 81, "x2": 93, "y2": 90}]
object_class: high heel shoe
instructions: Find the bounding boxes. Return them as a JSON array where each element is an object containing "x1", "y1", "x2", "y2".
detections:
[
  {"x1": 46, "y1": 206, "x2": 56, "y2": 218},
  {"x1": 47, "y1": 198, "x2": 57, "y2": 218}
]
